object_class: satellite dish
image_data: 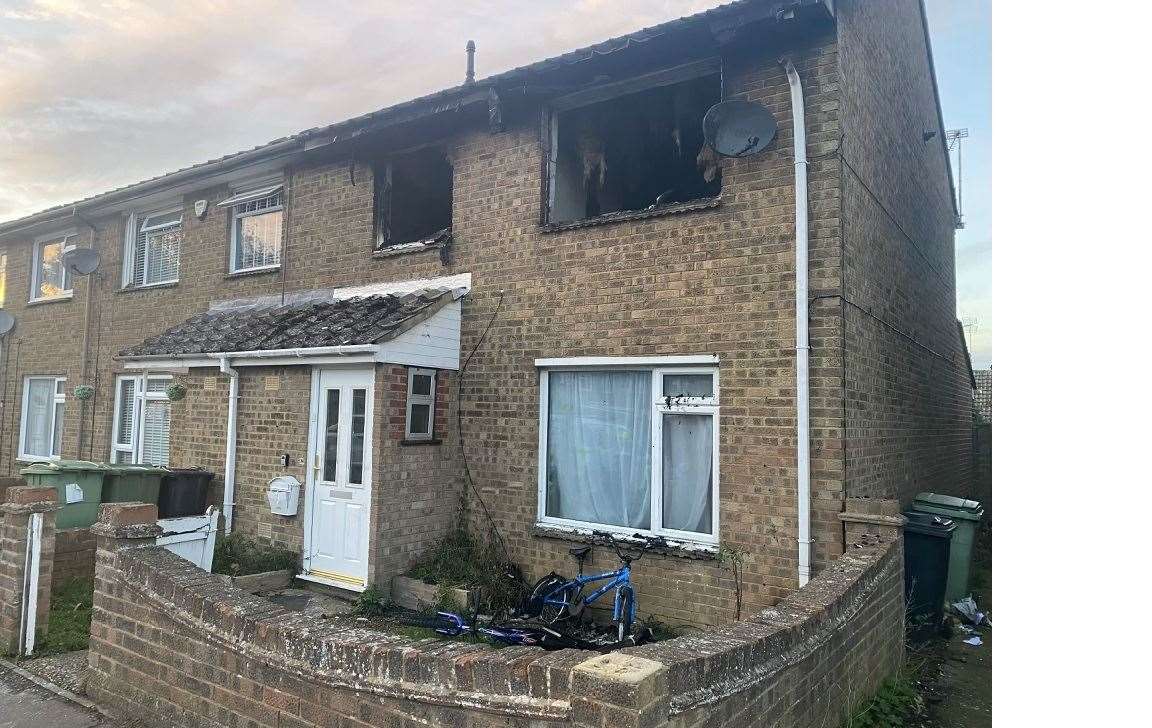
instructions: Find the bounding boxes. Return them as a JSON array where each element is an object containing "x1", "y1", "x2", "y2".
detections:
[
  {"x1": 703, "y1": 100, "x2": 778, "y2": 158},
  {"x1": 63, "y1": 247, "x2": 100, "y2": 275},
  {"x1": 0, "y1": 310, "x2": 15, "y2": 337}
]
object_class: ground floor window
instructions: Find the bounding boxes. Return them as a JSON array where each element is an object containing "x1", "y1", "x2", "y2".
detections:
[
  {"x1": 20, "y1": 376, "x2": 65, "y2": 460},
  {"x1": 537, "y1": 359, "x2": 719, "y2": 543},
  {"x1": 111, "y1": 374, "x2": 171, "y2": 465},
  {"x1": 405, "y1": 368, "x2": 437, "y2": 440}
]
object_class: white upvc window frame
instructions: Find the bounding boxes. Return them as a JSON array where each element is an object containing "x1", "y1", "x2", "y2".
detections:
[
  {"x1": 123, "y1": 206, "x2": 183, "y2": 287},
  {"x1": 18, "y1": 376, "x2": 66, "y2": 462},
  {"x1": 405, "y1": 368, "x2": 437, "y2": 440},
  {"x1": 110, "y1": 373, "x2": 172, "y2": 465},
  {"x1": 29, "y1": 232, "x2": 76, "y2": 302},
  {"x1": 225, "y1": 185, "x2": 284, "y2": 274},
  {"x1": 535, "y1": 356, "x2": 721, "y2": 546}
]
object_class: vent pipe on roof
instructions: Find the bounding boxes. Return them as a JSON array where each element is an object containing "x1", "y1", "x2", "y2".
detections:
[{"x1": 465, "y1": 40, "x2": 477, "y2": 84}]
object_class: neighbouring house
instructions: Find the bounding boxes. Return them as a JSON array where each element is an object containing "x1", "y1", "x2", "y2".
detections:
[
  {"x1": 0, "y1": 0, "x2": 974, "y2": 626},
  {"x1": 975, "y1": 367, "x2": 992, "y2": 422}
]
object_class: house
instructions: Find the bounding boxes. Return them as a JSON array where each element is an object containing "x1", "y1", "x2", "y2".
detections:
[{"x1": 0, "y1": 0, "x2": 973, "y2": 626}]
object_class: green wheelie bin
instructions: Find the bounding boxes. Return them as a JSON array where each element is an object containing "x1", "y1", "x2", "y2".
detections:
[
  {"x1": 20, "y1": 460, "x2": 110, "y2": 529},
  {"x1": 102, "y1": 464, "x2": 167, "y2": 506},
  {"x1": 911, "y1": 492, "x2": 984, "y2": 602}
]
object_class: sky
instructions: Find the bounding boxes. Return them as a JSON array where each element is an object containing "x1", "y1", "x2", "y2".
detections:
[{"x1": 0, "y1": 0, "x2": 990, "y2": 366}]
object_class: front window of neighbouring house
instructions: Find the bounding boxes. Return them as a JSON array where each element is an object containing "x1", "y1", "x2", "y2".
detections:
[
  {"x1": 126, "y1": 207, "x2": 182, "y2": 286},
  {"x1": 20, "y1": 376, "x2": 66, "y2": 460},
  {"x1": 111, "y1": 375, "x2": 171, "y2": 465},
  {"x1": 220, "y1": 184, "x2": 283, "y2": 273},
  {"x1": 537, "y1": 359, "x2": 719, "y2": 543},
  {"x1": 31, "y1": 235, "x2": 75, "y2": 300}
]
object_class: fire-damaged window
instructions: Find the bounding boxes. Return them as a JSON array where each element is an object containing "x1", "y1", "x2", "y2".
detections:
[
  {"x1": 545, "y1": 64, "x2": 722, "y2": 226},
  {"x1": 374, "y1": 147, "x2": 453, "y2": 253}
]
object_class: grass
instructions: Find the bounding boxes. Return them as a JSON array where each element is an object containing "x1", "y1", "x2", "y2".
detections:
[
  {"x1": 212, "y1": 534, "x2": 298, "y2": 577},
  {"x1": 33, "y1": 578, "x2": 93, "y2": 657},
  {"x1": 843, "y1": 672, "x2": 924, "y2": 728}
]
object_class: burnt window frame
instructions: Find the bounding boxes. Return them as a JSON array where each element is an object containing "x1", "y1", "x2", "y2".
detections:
[
  {"x1": 541, "y1": 57, "x2": 724, "y2": 229},
  {"x1": 373, "y1": 146, "x2": 454, "y2": 253}
]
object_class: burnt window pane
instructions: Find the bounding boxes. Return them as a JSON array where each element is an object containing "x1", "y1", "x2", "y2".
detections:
[
  {"x1": 550, "y1": 73, "x2": 722, "y2": 224},
  {"x1": 375, "y1": 147, "x2": 453, "y2": 249}
]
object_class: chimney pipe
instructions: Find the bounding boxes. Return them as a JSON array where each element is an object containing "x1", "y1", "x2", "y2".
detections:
[{"x1": 465, "y1": 40, "x2": 476, "y2": 84}]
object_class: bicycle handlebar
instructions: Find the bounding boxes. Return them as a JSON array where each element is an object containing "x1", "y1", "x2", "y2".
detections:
[{"x1": 589, "y1": 530, "x2": 668, "y2": 563}]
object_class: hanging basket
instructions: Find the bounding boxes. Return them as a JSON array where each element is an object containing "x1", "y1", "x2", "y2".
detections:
[
  {"x1": 166, "y1": 382, "x2": 187, "y2": 402},
  {"x1": 73, "y1": 384, "x2": 95, "y2": 401}
]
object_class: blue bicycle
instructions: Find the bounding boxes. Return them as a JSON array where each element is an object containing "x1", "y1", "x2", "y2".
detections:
[{"x1": 524, "y1": 530, "x2": 666, "y2": 642}]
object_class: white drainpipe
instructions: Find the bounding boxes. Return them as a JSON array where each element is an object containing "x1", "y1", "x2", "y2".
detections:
[
  {"x1": 783, "y1": 57, "x2": 812, "y2": 587},
  {"x1": 219, "y1": 356, "x2": 239, "y2": 535}
]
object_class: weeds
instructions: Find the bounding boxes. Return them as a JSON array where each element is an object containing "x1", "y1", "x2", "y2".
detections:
[
  {"x1": 33, "y1": 579, "x2": 93, "y2": 656},
  {"x1": 843, "y1": 673, "x2": 923, "y2": 728},
  {"x1": 212, "y1": 534, "x2": 298, "y2": 576},
  {"x1": 405, "y1": 526, "x2": 522, "y2": 616}
]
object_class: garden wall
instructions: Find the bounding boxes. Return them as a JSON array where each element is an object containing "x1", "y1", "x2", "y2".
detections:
[
  {"x1": 85, "y1": 502, "x2": 904, "y2": 728},
  {"x1": 52, "y1": 527, "x2": 96, "y2": 592}
]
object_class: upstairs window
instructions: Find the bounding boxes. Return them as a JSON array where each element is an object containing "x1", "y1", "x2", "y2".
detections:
[
  {"x1": 220, "y1": 184, "x2": 283, "y2": 273},
  {"x1": 545, "y1": 63, "x2": 722, "y2": 226},
  {"x1": 126, "y1": 207, "x2": 182, "y2": 286},
  {"x1": 20, "y1": 376, "x2": 66, "y2": 461},
  {"x1": 374, "y1": 147, "x2": 453, "y2": 253},
  {"x1": 31, "y1": 234, "x2": 75, "y2": 300}
]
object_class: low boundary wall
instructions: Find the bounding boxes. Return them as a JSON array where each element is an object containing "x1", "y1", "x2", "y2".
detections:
[{"x1": 86, "y1": 501, "x2": 904, "y2": 728}]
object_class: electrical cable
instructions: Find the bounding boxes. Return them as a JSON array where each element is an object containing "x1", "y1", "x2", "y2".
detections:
[{"x1": 454, "y1": 288, "x2": 512, "y2": 564}]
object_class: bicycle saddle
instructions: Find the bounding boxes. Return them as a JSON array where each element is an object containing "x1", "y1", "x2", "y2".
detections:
[{"x1": 568, "y1": 546, "x2": 592, "y2": 560}]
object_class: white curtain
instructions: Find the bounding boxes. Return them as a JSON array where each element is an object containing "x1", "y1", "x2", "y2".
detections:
[
  {"x1": 24, "y1": 379, "x2": 54, "y2": 457},
  {"x1": 546, "y1": 371, "x2": 651, "y2": 529},
  {"x1": 661, "y1": 413, "x2": 713, "y2": 534}
]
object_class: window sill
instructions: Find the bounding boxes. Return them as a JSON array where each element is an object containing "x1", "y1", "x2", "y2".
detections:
[
  {"x1": 373, "y1": 229, "x2": 452, "y2": 260},
  {"x1": 541, "y1": 197, "x2": 722, "y2": 233},
  {"x1": 16, "y1": 456, "x2": 60, "y2": 465},
  {"x1": 226, "y1": 266, "x2": 281, "y2": 279},
  {"x1": 531, "y1": 523, "x2": 718, "y2": 560},
  {"x1": 26, "y1": 294, "x2": 74, "y2": 306},
  {"x1": 118, "y1": 281, "x2": 179, "y2": 294},
  {"x1": 400, "y1": 438, "x2": 442, "y2": 446}
]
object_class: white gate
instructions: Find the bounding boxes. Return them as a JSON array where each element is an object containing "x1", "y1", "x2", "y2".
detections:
[{"x1": 157, "y1": 506, "x2": 220, "y2": 571}]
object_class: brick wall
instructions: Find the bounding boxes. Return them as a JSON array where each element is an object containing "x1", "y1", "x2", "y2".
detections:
[
  {"x1": 51, "y1": 527, "x2": 96, "y2": 592},
  {"x1": 836, "y1": 0, "x2": 974, "y2": 505},
  {"x1": 86, "y1": 500, "x2": 904, "y2": 728}
]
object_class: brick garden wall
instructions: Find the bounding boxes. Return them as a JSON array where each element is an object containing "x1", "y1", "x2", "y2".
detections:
[
  {"x1": 86, "y1": 501, "x2": 904, "y2": 728},
  {"x1": 51, "y1": 527, "x2": 96, "y2": 592},
  {"x1": 836, "y1": 0, "x2": 975, "y2": 505}
]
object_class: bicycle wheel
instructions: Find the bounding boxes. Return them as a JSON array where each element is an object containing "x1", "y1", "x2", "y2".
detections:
[
  {"x1": 525, "y1": 574, "x2": 572, "y2": 623},
  {"x1": 616, "y1": 588, "x2": 634, "y2": 642}
]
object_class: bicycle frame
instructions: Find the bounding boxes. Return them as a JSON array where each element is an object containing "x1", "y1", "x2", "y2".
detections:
[{"x1": 543, "y1": 563, "x2": 636, "y2": 625}]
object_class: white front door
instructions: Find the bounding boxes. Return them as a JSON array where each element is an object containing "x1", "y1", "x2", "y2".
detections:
[{"x1": 303, "y1": 368, "x2": 374, "y2": 589}]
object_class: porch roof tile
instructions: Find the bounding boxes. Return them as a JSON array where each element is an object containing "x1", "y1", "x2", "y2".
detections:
[{"x1": 118, "y1": 287, "x2": 455, "y2": 359}]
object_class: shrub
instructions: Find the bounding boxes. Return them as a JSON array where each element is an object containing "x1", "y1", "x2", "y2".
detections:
[{"x1": 212, "y1": 534, "x2": 298, "y2": 576}]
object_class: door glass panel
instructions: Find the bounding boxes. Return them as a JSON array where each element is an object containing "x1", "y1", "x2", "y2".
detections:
[
  {"x1": 323, "y1": 388, "x2": 340, "y2": 481},
  {"x1": 661, "y1": 413, "x2": 713, "y2": 534},
  {"x1": 409, "y1": 403, "x2": 431, "y2": 435},
  {"x1": 349, "y1": 389, "x2": 366, "y2": 484}
]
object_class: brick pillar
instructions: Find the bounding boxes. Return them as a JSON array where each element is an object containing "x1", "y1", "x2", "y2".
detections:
[
  {"x1": 570, "y1": 653, "x2": 670, "y2": 728},
  {"x1": 839, "y1": 498, "x2": 906, "y2": 548},
  {"x1": 0, "y1": 486, "x2": 59, "y2": 655}
]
